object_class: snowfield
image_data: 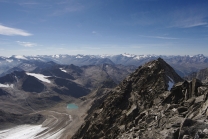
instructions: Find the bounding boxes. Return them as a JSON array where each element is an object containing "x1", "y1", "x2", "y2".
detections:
[
  {"x1": 26, "y1": 73, "x2": 51, "y2": 83},
  {"x1": 0, "y1": 125, "x2": 46, "y2": 139},
  {"x1": 14, "y1": 55, "x2": 28, "y2": 60},
  {"x1": 59, "y1": 68, "x2": 67, "y2": 73},
  {"x1": 0, "y1": 124, "x2": 63, "y2": 139}
]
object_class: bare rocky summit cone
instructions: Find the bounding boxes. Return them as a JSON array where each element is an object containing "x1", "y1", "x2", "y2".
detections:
[{"x1": 72, "y1": 58, "x2": 208, "y2": 139}]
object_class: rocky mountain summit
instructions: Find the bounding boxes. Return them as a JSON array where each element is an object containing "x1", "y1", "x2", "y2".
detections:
[{"x1": 72, "y1": 58, "x2": 208, "y2": 139}]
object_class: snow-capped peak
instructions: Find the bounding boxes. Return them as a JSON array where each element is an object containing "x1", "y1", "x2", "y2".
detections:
[
  {"x1": 12, "y1": 55, "x2": 27, "y2": 60},
  {"x1": 122, "y1": 53, "x2": 136, "y2": 58},
  {"x1": 76, "y1": 55, "x2": 83, "y2": 59},
  {"x1": 52, "y1": 55, "x2": 60, "y2": 58}
]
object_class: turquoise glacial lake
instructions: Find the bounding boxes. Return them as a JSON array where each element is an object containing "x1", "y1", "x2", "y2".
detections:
[{"x1": 67, "y1": 103, "x2": 78, "y2": 109}]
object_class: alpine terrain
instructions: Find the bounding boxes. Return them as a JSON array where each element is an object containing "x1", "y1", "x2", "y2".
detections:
[
  {"x1": 0, "y1": 60, "x2": 135, "y2": 138},
  {"x1": 73, "y1": 58, "x2": 208, "y2": 139}
]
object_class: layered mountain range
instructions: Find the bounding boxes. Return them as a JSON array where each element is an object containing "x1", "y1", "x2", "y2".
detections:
[
  {"x1": 0, "y1": 55, "x2": 208, "y2": 138},
  {"x1": 0, "y1": 54, "x2": 208, "y2": 77},
  {"x1": 0, "y1": 61, "x2": 135, "y2": 134},
  {"x1": 73, "y1": 58, "x2": 208, "y2": 139}
]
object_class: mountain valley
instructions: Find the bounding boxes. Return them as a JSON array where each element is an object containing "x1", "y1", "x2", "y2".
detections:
[
  {"x1": 0, "y1": 55, "x2": 207, "y2": 138},
  {"x1": 0, "y1": 59, "x2": 135, "y2": 138}
]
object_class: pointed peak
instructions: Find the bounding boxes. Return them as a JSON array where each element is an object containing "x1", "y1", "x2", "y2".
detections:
[
  {"x1": 134, "y1": 58, "x2": 183, "y2": 90},
  {"x1": 157, "y1": 57, "x2": 165, "y2": 62}
]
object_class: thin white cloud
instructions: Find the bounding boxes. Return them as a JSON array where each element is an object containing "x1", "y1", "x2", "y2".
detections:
[
  {"x1": 170, "y1": 6, "x2": 208, "y2": 28},
  {"x1": 17, "y1": 41, "x2": 36, "y2": 47},
  {"x1": 182, "y1": 22, "x2": 207, "y2": 28},
  {"x1": 0, "y1": 24, "x2": 32, "y2": 36},
  {"x1": 172, "y1": 18, "x2": 207, "y2": 28},
  {"x1": 92, "y1": 31, "x2": 97, "y2": 34},
  {"x1": 139, "y1": 35, "x2": 178, "y2": 40}
]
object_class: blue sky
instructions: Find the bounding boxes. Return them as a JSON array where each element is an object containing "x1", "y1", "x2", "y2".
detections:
[{"x1": 0, "y1": 0, "x2": 208, "y2": 56}]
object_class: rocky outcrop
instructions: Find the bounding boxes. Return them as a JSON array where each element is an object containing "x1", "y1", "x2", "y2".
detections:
[{"x1": 72, "y1": 58, "x2": 208, "y2": 139}]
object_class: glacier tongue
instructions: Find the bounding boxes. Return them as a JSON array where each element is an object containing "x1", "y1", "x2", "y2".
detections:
[{"x1": 26, "y1": 73, "x2": 51, "y2": 83}]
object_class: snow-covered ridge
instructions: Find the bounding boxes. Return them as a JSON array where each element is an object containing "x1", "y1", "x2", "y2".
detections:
[
  {"x1": 0, "y1": 83, "x2": 14, "y2": 88},
  {"x1": 26, "y1": 73, "x2": 51, "y2": 83},
  {"x1": 11, "y1": 55, "x2": 27, "y2": 60},
  {"x1": 52, "y1": 55, "x2": 60, "y2": 58},
  {"x1": 0, "y1": 54, "x2": 207, "y2": 67},
  {"x1": 1, "y1": 54, "x2": 207, "y2": 61},
  {"x1": 6, "y1": 59, "x2": 13, "y2": 63},
  {"x1": 76, "y1": 55, "x2": 83, "y2": 59},
  {"x1": 122, "y1": 53, "x2": 137, "y2": 58}
]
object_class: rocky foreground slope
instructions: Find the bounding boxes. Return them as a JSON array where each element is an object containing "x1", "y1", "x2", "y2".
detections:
[{"x1": 72, "y1": 58, "x2": 208, "y2": 139}]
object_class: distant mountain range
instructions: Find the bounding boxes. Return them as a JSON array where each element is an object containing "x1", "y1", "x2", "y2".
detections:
[{"x1": 0, "y1": 53, "x2": 208, "y2": 77}]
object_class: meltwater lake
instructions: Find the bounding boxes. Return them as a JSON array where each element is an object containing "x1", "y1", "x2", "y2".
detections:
[{"x1": 67, "y1": 103, "x2": 78, "y2": 109}]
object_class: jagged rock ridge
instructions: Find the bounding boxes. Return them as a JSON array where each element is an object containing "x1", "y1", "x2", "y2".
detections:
[{"x1": 72, "y1": 58, "x2": 208, "y2": 139}]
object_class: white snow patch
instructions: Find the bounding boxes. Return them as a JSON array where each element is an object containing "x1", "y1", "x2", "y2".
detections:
[
  {"x1": 167, "y1": 76, "x2": 174, "y2": 91},
  {"x1": 0, "y1": 125, "x2": 47, "y2": 139},
  {"x1": 133, "y1": 54, "x2": 154, "y2": 60},
  {"x1": 14, "y1": 55, "x2": 27, "y2": 60},
  {"x1": 26, "y1": 73, "x2": 51, "y2": 83},
  {"x1": 133, "y1": 55, "x2": 146, "y2": 60},
  {"x1": 0, "y1": 124, "x2": 64, "y2": 139},
  {"x1": 76, "y1": 55, "x2": 83, "y2": 58},
  {"x1": 6, "y1": 59, "x2": 13, "y2": 63},
  {"x1": 122, "y1": 53, "x2": 135, "y2": 58},
  {"x1": 59, "y1": 68, "x2": 67, "y2": 73},
  {"x1": 0, "y1": 84, "x2": 14, "y2": 88},
  {"x1": 52, "y1": 55, "x2": 60, "y2": 58},
  {"x1": 99, "y1": 54, "x2": 113, "y2": 58}
]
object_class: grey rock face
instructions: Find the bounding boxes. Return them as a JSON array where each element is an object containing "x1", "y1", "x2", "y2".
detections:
[{"x1": 72, "y1": 58, "x2": 208, "y2": 139}]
